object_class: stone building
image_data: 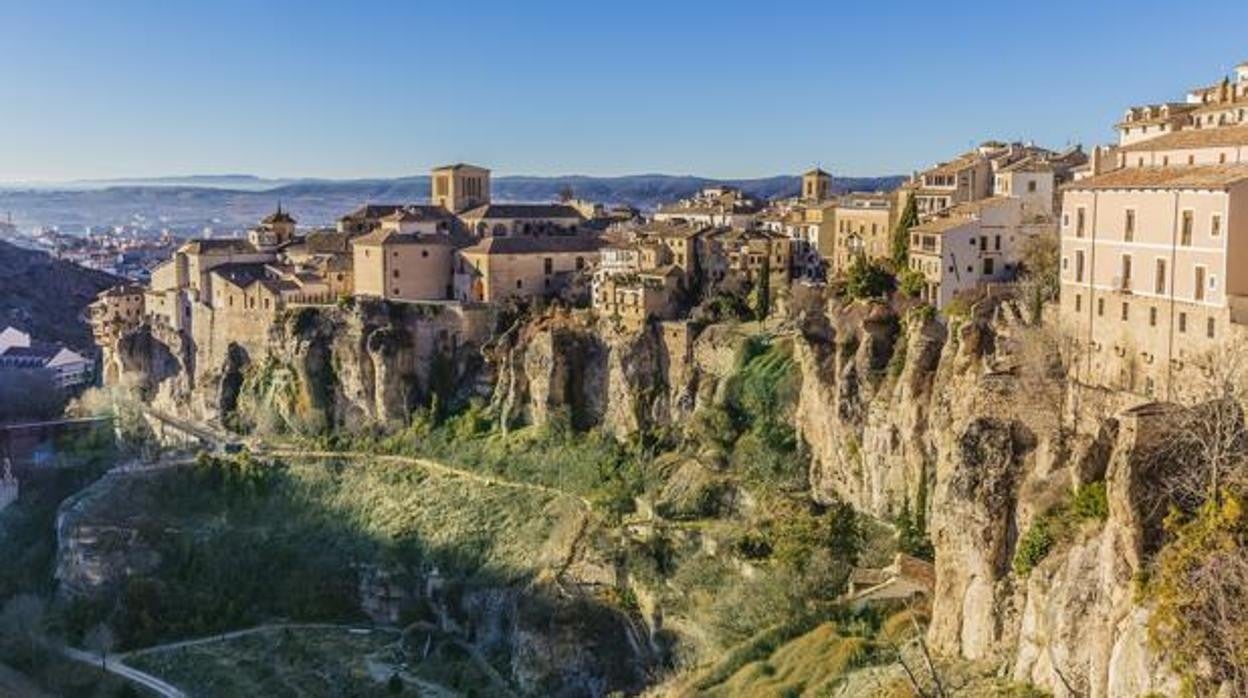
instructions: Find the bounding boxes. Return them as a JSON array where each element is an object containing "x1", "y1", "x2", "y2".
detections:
[
  {"x1": 431, "y1": 163, "x2": 491, "y2": 213},
  {"x1": 590, "y1": 222, "x2": 705, "y2": 328},
  {"x1": 830, "y1": 192, "x2": 896, "y2": 272},
  {"x1": 906, "y1": 197, "x2": 1036, "y2": 308},
  {"x1": 89, "y1": 284, "x2": 146, "y2": 345},
  {"x1": 352, "y1": 228, "x2": 457, "y2": 302},
  {"x1": 1060, "y1": 59, "x2": 1248, "y2": 398},
  {"x1": 455, "y1": 235, "x2": 600, "y2": 303},
  {"x1": 654, "y1": 185, "x2": 763, "y2": 228}
]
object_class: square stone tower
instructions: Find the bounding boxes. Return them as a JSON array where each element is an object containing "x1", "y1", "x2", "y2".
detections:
[{"x1": 431, "y1": 163, "x2": 491, "y2": 213}]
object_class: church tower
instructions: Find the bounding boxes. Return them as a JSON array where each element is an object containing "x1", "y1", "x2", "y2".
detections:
[
  {"x1": 802, "y1": 168, "x2": 832, "y2": 203},
  {"x1": 431, "y1": 163, "x2": 491, "y2": 213},
  {"x1": 249, "y1": 203, "x2": 296, "y2": 251}
]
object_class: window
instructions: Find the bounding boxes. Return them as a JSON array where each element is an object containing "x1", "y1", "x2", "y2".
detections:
[
  {"x1": 1075, "y1": 294, "x2": 1082, "y2": 312},
  {"x1": 1208, "y1": 317, "x2": 1216, "y2": 339},
  {"x1": 979, "y1": 236, "x2": 987, "y2": 251},
  {"x1": 1076, "y1": 208, "x2": 1086, "y2": 237},
  {"x1": 1063, "y1": 213, "x2": 1070, "y2": 228},
  {"x1": 1179, "y1": 312, "x2": 1187, "y2": 333},
  {"x1": 1155, "y1": 259, "x2": 1167, "y2": 294},
  {"x1": 1149, "y1": 307, "x2": 1157, "y2": 326},
  {"x1": 1121, "y1": 254, "x2": 1133, "y2": 289},
  {"x1": 1181, "y1": 210, "x2": 1193, "y2": 246},
  {"x1": 994, "y1": 235, "x2": 1001, "y2": 250},
  {"x1": 1121, "y1": 302, "x2": 1129, "y2": 321},
  {"x1": 392, "y1": 269, "x2": 400, "y2": 279},
  {"x1": 543, "y1": 257, "x2": 553, "y2": 274},
  {"x1": 516, "y1": 279, "x2": 523, "y2": 289},
  {"x1": 1195, "y1": 266, "x2": 1206, "y2": 301},
  {"x1": 1124, "y1": 209, "x2": 1135, "y2": 241},
  {"x1": 1212, "y1": 213, "x2": 1222, "y2": 237},
  {"x1": 1027, "y1": 180, "x2": 1037, "y2": 193},
  {"x1": 983, "y1": 258, "x2": 994, "y2": 275},
  {"x1": 576, "y1": 256, "x2": 585, "y2": 270},
  {"x1": 1097, "y1": 298, "x2": 1105, "y2": 316},
  {"x1": 421, "y1": 250, "x2": 429, "y2": 258},
  {"x1": 1075, "y1": 250, "x2": 1085, "y2": 282}
]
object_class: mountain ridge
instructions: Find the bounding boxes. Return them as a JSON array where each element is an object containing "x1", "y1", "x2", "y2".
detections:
[{"x1": 0, "y1": 173, "x2": 905, "y2": 233}]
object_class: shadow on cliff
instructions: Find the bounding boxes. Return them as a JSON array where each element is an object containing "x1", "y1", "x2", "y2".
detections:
[{"x1": 57, "y1": 453, "x2": 653, "y2": 697}]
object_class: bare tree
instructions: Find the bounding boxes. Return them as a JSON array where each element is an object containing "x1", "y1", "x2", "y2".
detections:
[
  {"x1": 83, "y1": 623, "x2": 116, "y2": 670},
  {"x1": 1157, "y1": 341, "x2": 1248, "y2": 508}
]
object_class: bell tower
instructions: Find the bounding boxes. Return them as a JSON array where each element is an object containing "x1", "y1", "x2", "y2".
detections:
[
  {"x1": 431, "y1": 163, "x2": 491, "y2": 213},
  {"x1": 802, "y1": 168, "x2": 832, "y2": 203}
]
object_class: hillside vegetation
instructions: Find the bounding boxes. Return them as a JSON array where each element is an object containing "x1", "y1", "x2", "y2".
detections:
[{"x1": 0, "y1": 238, "x2": 117, "y2": 349}]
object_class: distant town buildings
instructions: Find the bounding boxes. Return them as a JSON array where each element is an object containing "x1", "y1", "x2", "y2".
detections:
[{"x1": 0, "y1": 326, "x2": 93, "y2": 389}]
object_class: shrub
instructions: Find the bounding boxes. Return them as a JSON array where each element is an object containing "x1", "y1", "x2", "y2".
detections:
[
  {"x1": 844, "y1": 257, "x2": 894, "y2": 300},
  {"x1": 896, "y1": 268, "x2": 926, "y2": 299},
  {"x1": 1013, "y1": 517, "x2": 1054, "y2": 575},
  {"x1": 1071, "y1": 481, "x2": 1109, "y2": 521}
]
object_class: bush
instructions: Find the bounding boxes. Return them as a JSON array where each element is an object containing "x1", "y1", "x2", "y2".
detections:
[
  {"x1": 896, "y1": 268, "x2": 926, "y2": 299},
  {"x1": 844, "y1": 258, "x2": 894, "y2": 300},
  {"x1": 1071, "y1": 482, "x2": 1109, "y2": 521},
  {"x1": 1012, "y1": 517, "x2": 1055, "y2": 575},
  {"x1": 1013, "y1": 481, "x2": 1109, "y2": 575}
]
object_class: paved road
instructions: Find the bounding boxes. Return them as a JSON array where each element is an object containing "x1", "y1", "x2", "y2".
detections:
[{"x1": 61, "y1": 646, "x2": 187, "y2": 698}]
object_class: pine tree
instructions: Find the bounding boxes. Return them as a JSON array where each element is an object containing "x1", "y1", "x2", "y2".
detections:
[{"x1": 892, "y1": 195, "x2": 919, "y2": 266}]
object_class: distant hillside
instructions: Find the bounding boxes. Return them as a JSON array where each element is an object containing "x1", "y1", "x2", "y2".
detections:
[
  {"x1": 0, "y1": 173, "x2": 904, "y2": 233},
  {"x1": 0, "y1": 240, "x2": 117, "y2": 350}
]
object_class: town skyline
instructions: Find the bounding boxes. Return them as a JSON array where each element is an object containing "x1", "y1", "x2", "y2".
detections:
[{"x1": 3, "y1": 1, "x2": 1247, "y2": 182}]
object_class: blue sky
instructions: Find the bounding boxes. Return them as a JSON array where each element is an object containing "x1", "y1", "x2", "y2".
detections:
[{"x1": 2, "y1": 0, "x2": 1247, "y2": 182}]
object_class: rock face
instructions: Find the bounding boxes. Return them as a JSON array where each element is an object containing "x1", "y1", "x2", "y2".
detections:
[
  {"x1": 97, "y1": 294, "x2": 1191, "y2": 695},
  {"x1": 784, "y1": 296, "x2": 1178, "y2": 697},
  {"x1": 102, "y1": 299, "x2": 493, "y2": 433},
  {"x1": 491, "y1": 314, "x2": 739, "y2": 438}
]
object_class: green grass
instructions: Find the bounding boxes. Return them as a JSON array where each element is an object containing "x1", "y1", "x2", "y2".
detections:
[
  {"x1": 64, "y1": 453, "x2": 582, "y2": 650},
  {"x1": 127, "y1": 627, "x2": 408, "y2": 698}
]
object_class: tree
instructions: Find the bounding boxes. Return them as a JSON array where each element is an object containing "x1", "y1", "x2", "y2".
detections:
[
  {"x1": 750, "y1": 256, "x2": 771, "y2": 321},
  {"x1": 891, "y1": 194, "x2": 919, "y2": 266},
  {"x1": 83, "y1": 622, "x2": 116, "y2": 670},
  {"x1": 0, "y1": 594, "x2": 47, "y2": 663},
  {"x1": 844, "y1": 256, "x2": 893, "y2": 300},
  {"x1": 0, "y1": 368, "x2": 65, "y2": 422},
  {"x1": 1016, "y1": 233, "x2": 1060, "y2": 324}
]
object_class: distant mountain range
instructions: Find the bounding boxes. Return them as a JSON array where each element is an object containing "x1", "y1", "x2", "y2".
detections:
[{"x1": 0, "y1": 173, "x2": 904, "y2": 234}]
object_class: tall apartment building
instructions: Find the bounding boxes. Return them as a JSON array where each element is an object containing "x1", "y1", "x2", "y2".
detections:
[{"x1": 1060, "y1": 60, "x2": 1248, "y2": 398}]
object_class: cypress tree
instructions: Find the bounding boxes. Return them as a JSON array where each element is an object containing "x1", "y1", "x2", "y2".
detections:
[{"x1": 892, "y1": 194, "x2": 919, "y2": 266}]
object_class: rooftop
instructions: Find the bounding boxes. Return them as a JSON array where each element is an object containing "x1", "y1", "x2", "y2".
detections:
[
  {"x1": 1118, "y1": 124, "x2": 1248, "y2": 152},
  {"x1": 1065, "y1": 164, "x2": 1248, "y2": 191},
  {"x1": 461, "y1": 235, "x2": 602, "y2": 256},
  {"x1": 459, "y1": 203, "x2": 585, "y2": 221}
]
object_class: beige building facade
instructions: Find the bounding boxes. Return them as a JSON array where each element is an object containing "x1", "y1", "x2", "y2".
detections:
[{"x1": 1060, "y1": 60, "x2": 1248, "y2": 398}]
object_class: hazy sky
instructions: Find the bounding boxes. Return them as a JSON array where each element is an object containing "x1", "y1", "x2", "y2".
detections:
[{"x1": 2, "y1": 0, "x2": 1247, "y2": 182}]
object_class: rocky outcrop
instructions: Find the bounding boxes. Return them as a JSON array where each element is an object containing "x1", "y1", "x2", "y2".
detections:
[
  {"x1": 794, "y1": 302, "x2": 944, "y2": 518},
  {"x1": 103, "y1": 299, "x2": 493, "y2": 434}
]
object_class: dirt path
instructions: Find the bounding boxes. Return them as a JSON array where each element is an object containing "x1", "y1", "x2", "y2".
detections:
[
  {"x1": 263, "y1": 448, "x2": 594, "y2": 510},
  {"x1": 60, "y1": 646, "x2": 187, "y2": 698}
]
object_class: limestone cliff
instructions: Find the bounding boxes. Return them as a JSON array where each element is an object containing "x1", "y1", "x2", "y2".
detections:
[{"x1": 101, "y1": 299, "x2": 493, "y2": 433}]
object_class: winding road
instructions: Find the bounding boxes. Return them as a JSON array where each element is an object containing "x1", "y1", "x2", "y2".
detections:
[{"x1": 60, "y1": 646, "x2": 187, "y2": 698}]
